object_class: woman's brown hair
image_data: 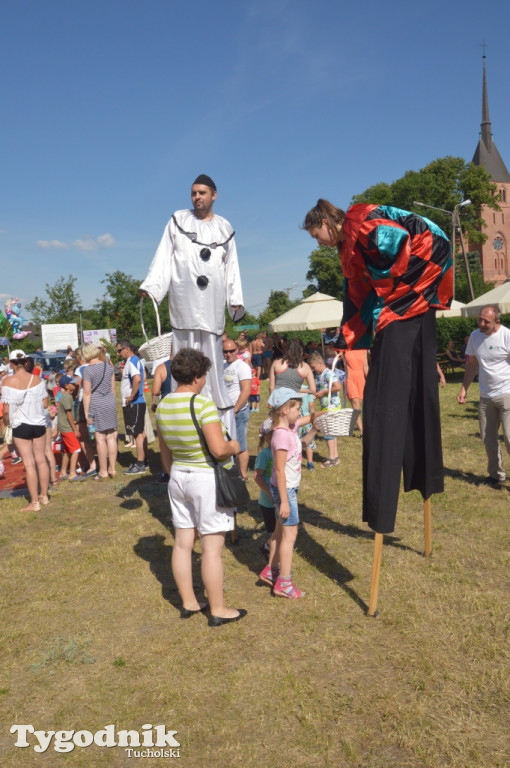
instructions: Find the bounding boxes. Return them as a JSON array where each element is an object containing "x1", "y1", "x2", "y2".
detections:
[
  {"x1": 171, "y1": 348, "x2": 211, "y2": 385},
  {"x1": 302, "y1": 198, "x2": 346, "y2": 242}
]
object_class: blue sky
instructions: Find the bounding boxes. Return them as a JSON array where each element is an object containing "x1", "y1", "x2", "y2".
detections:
[{"x1": 2, "y1": 0, "x2": 510, "y2": 323}]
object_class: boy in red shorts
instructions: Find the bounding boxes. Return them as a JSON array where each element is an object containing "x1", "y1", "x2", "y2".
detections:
[
  {"x1": 250, "y1": 367, "x2": 261, "y2": 412},
  {"x1": 57, "y1": 376, "x2": 83, "y2": 482}
]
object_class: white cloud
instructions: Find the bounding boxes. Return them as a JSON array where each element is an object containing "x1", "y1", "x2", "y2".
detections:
[
  {"x1": 36, "y1": 239, "x2": 68, "y2": 249},
  {"x1": 97, "y1": 233, "x2": 115, "y2": 248},
  {"x1": 35, "y1": 233, "x2": 116, "y2": 252},
  {"x1": 0, "y1": 229, "x2": 7, "y2": 234},
  {"x1": 73, "y1": 233, "x2": 116, "y2": 252},
  {"x1": 73, "y1": 238, "x2": 98, "y2": 252}
]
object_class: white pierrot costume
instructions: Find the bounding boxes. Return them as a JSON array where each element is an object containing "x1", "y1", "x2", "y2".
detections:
[{"x1": 140, "y1": 209, "x2": 244, "y2": 434}]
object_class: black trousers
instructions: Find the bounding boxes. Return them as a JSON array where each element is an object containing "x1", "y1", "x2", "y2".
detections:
[{"x1": 362, "y1": 309, "x2": 444, "y2": 534}]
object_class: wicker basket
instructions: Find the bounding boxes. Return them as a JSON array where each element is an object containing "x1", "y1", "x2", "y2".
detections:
[
  {"x1": 313, "y1": 353, "x2": 361, "y2": 437},
  {"x1": 314, "y1": 407, "x2": 360, "y2": 438},
  {"x1": 138, "y1": 294, "x2": 173, "y2": 363}
]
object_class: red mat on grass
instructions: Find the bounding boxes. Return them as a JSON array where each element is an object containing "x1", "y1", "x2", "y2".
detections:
[{"x1": 0, "y1": 455, "x2": 28, "y2": 493}]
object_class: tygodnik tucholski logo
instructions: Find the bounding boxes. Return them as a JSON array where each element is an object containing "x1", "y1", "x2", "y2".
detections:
[{"x1": 10, "y1": 723, "x2": 181, "y2": 758}]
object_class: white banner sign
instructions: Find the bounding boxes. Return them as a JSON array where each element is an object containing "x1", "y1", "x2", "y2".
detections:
[
  {"x1": 41, "y1": 324, "x2": 78, "y2": 352},
  {"x1": 82, "y1": 329, "x2": 117, "y2": 346}
]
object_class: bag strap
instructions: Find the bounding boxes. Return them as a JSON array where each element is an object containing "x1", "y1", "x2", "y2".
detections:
[
  {"x1": 91, "y1": 361, "x2": 107, "y2": 394},
  {"x1": 189, "y1": 394, "x2": 235, "y2": 467},
  {"x1": 189, "y1": 394, "x2": 218, "y2": 466}
]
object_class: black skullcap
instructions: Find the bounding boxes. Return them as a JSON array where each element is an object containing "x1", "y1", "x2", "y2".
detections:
[{"x1": 193, "y1": 174, "x2": 217, "y2": 191}]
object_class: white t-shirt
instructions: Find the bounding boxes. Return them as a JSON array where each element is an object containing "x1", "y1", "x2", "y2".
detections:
[
  {"x1": 223, "y1": 358, "x2": 251, "y2": 408},
  {"x1": 120, "y1": 355, "x2": 145, "y2": 406},
  {"x1": 74, "y1": 363, "x2": 89, "y2": 403},
  {"x1": 466, "y1": 325, "x2": 510, "y2": 398}
]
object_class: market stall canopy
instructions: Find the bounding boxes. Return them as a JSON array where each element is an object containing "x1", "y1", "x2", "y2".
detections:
[
  {"x1": 460, "y1": 279, "x2": 510, "y2": 317},
  {"x1": 436, "y1": 299, "x2": 466, "y2": 318},
  {"x1": 269, "y1": 292, "x2": 343, "y2": 332}
]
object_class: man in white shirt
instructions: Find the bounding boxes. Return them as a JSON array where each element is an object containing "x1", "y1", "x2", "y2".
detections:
[
  {"x1": 457, "y1": 304, "x2": 510, "y2": 486},
  {"x1": 139, "y1": 174, "x2": 244, "y2": 435},
  {"x1": 223, "y1": 340, "x2": 251, "y2": 478},
  {"x1": 117, "y1": 339, "x2": 148, "y2": 475}
]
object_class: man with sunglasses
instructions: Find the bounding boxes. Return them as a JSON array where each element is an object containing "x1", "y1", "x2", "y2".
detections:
[
  {"x1": 140, "y1": 174, "x2": 244, "y2": 433},
  {"x1": 117, "y1": 340, "x2": 148, "y2": 475}
]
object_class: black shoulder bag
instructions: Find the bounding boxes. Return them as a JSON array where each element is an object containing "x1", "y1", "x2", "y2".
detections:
[{"x1": 189, "y1": 394, "x2": 250, "y2": 508}]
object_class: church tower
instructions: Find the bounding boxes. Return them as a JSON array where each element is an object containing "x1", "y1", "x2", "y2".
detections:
[{"x1": 470, "y1": 52, "x2": 510, "y2": 284}]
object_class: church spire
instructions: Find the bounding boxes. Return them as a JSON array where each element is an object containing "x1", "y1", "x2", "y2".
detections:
[
  {"x1": 472, "y1": 48, "x2": 510, "y2": 182},
  {"x1": 480, "y1": 53, "x2": 492, "y2": 150}
]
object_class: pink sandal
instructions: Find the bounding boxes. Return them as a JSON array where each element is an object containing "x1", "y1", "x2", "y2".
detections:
[
  {"x1": 273, "y1": 576, "x2": 305, "y2": 599},
  {"x1": 259, "y1": 565, "x2": 279, "y2": 587}
]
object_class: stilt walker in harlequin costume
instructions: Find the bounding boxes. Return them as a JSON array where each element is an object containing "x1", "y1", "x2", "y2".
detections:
[
  {"x1": 303, "y1": 200, "x2": 453, "y2": 615},
  {"x1": 140, "y1": 175, "x2": 244, "y2": 436}
]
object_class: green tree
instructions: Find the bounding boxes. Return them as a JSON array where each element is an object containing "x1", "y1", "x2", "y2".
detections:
[
  {"x1": 224, "y1": 308, "x2": 259, "y2": 339},
  {"x1": 258, "y1": 290, "x2": 297, "y2": 329},
  {"x1": 352, "y1": 156, "x2": 500, "y2": 245},
  {"x1": 26, "y1": 275, "x2": 81, "y2": 324},
  {"x1": 94, "y1": 271, "x2": 160, "y2": 340},
  {"x1": 305, "y1": 246, "x2": 343, "y2": 299}
]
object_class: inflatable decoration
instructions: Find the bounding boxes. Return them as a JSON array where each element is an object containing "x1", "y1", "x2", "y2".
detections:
[{"x1": 5, "y1": 297, "x2": 30, "y2": 339}]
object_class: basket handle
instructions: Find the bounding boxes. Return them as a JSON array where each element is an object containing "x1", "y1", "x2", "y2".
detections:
[
  {"x1": 326, "y1": 353, "x2": 342, "y2": 410},
  {"x1": 139, "y1": 293, "x2": 162, "y2": 345}
]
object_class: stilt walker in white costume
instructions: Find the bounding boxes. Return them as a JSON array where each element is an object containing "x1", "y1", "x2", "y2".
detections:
[{"x1": 139, "y1": 175, "x2": 245, "y2": 435}]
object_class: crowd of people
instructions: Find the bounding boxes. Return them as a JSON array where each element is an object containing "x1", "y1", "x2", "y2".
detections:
[
  {"x1": 0, "y1": 338, "x2": 159, "y2": 503},
  {"x1": 3, "y1": 175, "x2": 509, "y2": 627}
]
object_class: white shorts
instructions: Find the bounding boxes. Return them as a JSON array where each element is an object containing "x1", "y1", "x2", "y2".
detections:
[{"x1": 169, "y1": 468, "x2": 235, "y2": 535}]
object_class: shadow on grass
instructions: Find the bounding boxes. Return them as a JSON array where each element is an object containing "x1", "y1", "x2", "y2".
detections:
[
  {"x1": 118, "y1": 474, "x2": 173, "y2": 530},
  {"x1": 297, "y1": 522, "x2": 366, "y2": 612},
  {"x1": 443, "y1": 466, "x2": 506, "y2": 488},
  {"x1": 121, "y1": 477, "x2": 203, "y2": 615},
  {"x1": 133, "y1": 533, "x2": 205, "y2": 614},
  {"x1": 447, "y1": 413, "x2": 479, "y2": 422},
  {"x1": 298, "y1": 504, "x2": 420, "y2": 554},
  {"x1": 227, "y1": 502, "x2": 421, "y2": 615},
  {"x1": 121, "y1": 477, "x2": 421, "y2": 618},
  {"x1": 116, "y1": 442, "x2": 164, "y2": 471}
]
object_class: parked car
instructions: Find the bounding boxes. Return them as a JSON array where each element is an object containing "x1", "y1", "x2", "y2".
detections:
[{"x1": 29, "y1": 352, "x2": 67, "y2": 380}]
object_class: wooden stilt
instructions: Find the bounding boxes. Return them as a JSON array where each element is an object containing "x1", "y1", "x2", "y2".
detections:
[
  {"x1": 367, "y1": 533, "x2": 383, "y2": 617},
  {"x1": 423, "y1": 498, "x2": 432, "y2": 557}
]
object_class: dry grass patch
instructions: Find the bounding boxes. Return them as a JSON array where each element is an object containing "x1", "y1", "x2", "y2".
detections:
[{"x1": 0, "y1": 377, "x2": 508, "y2": 767}]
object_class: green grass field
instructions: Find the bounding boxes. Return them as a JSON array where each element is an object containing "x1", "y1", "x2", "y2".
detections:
[{"x1": 0, "y1": 376, "x2": 508, "y2": 767}]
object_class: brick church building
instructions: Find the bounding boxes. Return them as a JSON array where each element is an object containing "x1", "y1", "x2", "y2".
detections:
[{"x1": 470, "y1": 54, "x2": 510, "y2": 284}]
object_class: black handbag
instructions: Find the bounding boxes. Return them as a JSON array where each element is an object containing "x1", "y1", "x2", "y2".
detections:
[{"x1": 190, "y1": 395, "x2": 250, "y2": 509}]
